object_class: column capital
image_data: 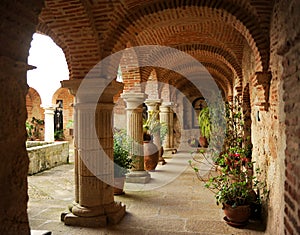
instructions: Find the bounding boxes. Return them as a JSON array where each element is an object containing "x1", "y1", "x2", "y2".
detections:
[
  {"x1": 121, "y1": 92, "x2": 147, "y2": 109},
  {"x1": 62, "y1": 79, "x2": 123, "y2": 103},
  {"x1": 145, "y1": 99, "x2": 162, "y2": 106},
  {"x1": 41, "y1": 105, "x2": 55, "y2": 112},
  {"x1": 161, "y1": 102, "x2": 174, "y2": 108}
]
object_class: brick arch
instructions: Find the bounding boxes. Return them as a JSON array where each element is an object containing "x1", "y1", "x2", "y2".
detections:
[
  {"x1": 159, "y1": 64, "x2": 230, "y2": 99},
  {"x1": 35, "y1": 24, "x2": 71, "y2": 77},
  {"x1": 136, "y1": 46, "x2": 234, "y2": 97},
  {"x1": 38, "y1": 0, "x2": 102, "y2": 80},
  {"x1": 176, "y1": 44, "x2": 241, "y2": 81},
  {"x1": 119, "y1": 47, "x2": 143, "y2": 93},
  {"x1": 105, "y1": 2, "x2": 269, "y2": 71},
  {"x1": 133, "y1": 23, "x2": 245, "y2": 79},
  {"x1": 26, "y1": 87, "x2": 44, "y2": 123}
]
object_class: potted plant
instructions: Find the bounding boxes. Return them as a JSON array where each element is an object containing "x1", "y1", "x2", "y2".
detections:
[
  {"x1": 189, "y1": 149, "x2": 268, "y2": 227},
  {"x1": 189, "y1": 97, "x2": 268, "y2": 227},
  {"x1": 113, "y1": 128, "x2": 133, "y2": 195},
  {"x1": 198, "y1": 106, "x2": 211, "y2": 147}
]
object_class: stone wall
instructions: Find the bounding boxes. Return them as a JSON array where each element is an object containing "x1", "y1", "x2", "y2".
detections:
[
  {"x1": 248, "y1": 1, "x2": 300, "y2": 234},
  {"x1": 27, "y1": 141, "x2": 69, "y2": 175},
  {"x1": 273, "y1": 1, "x2": 300, "y2": 233},
  {"x1": 0, "y1": 1, "x2": 44, "y2": 234}
]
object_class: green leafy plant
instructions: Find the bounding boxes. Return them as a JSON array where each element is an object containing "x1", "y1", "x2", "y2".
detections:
[
  {"x1": 189, "y1": 149, "x2": 268, "y2": 208},
  {"x1": 113, "y1": 128, "x2": 134, "y2": 178},
  {"x1": 143, "y1": 110, "x2": 168, "y2": 143},
  {"x1": 26, "y1": 121, "x2": 34, "y2": 140},
  {"x1": 189, "y1": 96, "x2": 268, "y2": 220},
  {"x1": 54, "y1": 129, "x2": 65, "y2": 141},
  {"x1": 66, "y1": 120, "x2": 73, "y2": 129},
  {"x1": 27, "y1": 117, "x2": 44, "y2": 140},
  {"x1": 198, "y1": 106, "x2": 211, "y2": 141}
]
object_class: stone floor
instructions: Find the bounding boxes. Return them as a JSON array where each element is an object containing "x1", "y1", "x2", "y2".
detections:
[{"x1": 28, "y1": 150, "x2": 266, "y2": 235}]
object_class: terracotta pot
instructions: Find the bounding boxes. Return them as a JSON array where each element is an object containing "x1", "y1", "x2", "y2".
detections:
[
  {"x1": 199, "y1": 137, "x2": 208, "y2": 148},
  {"x1": 114, "y1": 177, "x2": 125, "y2": 195},
  {"x1": 223, "y1": 203, "x2": 251, "y2": 223},
  {"x1": 144, "y1": 140, "x2": 159, "y2": 171}
]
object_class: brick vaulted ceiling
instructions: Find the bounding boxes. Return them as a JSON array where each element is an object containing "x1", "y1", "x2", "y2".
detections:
[{"x1": 37, "y1": 0, "x2": 275, "y2": 98}]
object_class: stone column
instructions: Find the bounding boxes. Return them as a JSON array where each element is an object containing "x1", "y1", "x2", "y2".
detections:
[
  {"x1": 60, "y1": 81, "x2": 79, "y2": 203},
  {"x1": 43, "y1": 106, "x2": 55, "y2": 142},
  {"x1": 61, "y1": 79, "x2": 125, "y2": 227},
  {"x1": 160, "y1": 102, "x2": 176, "y2": 155},
  {"x1": 145, "y1": 99, "x2": 166, "y2": 165},
  {"x1": 121, "y1": 93, "x2": 150, "y2": 183}
]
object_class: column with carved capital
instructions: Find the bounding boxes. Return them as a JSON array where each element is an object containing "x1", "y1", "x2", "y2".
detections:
[
  {"x1": 121, "y1": 93, "x2": 151, "y2": 183},
  {"x1": 42, "y1": 106, "x2": 55, "y2": 142},
  {"x1": 61, "y1": 79, "x2": 125, "y2": 227},
  {"x1": 160, "y1": 102, "x2": 176, "y2": 155}
]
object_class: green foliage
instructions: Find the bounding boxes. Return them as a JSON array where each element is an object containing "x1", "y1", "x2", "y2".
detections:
[
  {"x1": 26, "y1": 121, "x2": 34, "y2": 139},
  {"x1": 54, "y1": 129, "x2": 65, "y2": 141},
  {"x1": 66, "y1": 120, "x2": 74, "y2": 129},
  {"x1": 113, "y1": 129, "x2": 134, "y2": 178},
  {"x1": 189, "y1": 149, "x2": 268, "y2": 208},
  {"x1": 198, "y1": 107, "x2": 211, "y2": 141},
  {"x1": 26, "y1": 117, "x2": 44, "y2": 140},
  {"x1": 143, "y1": 110, "x2": 168, "y2": 144}
]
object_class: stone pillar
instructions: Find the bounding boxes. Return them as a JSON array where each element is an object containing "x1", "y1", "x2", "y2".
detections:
[
  {"x1": 61, "y1": 79, "x2": 125, "y2": 227},
  {"x1": 145, "y1": 99, "x2": 166, "y2": 165},
  {"x1": 160, "y1": 102, "x2": 176, "y2": 155},
  {"x1": 59, "y1": 81, "x2": 79, "y2": 203},
  {"x1": 43, "y1": 106, "x2": 55, "y2": 142},
  {"x1": 121, "y1": 93, "x2": 151, "y2": 183}
]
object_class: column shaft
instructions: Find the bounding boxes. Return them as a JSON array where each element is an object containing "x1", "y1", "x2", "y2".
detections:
[
  {"x1": 43, "y1": 106, "x2": 55, "y2": 142},
  {"x1": 121, "y1": 92, "x2": 150, "y2": 183},
  {"x1": 160, "y1": 102, "x2": 176, "y2": 155}
]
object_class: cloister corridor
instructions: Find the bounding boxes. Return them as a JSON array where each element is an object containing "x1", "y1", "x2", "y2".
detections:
[
  {"x1": 28, "y1": 150, "x2": 265, "y2": 235},
  {"x1": 1, "y1": 1, "x2": 300, "y2": 235}
]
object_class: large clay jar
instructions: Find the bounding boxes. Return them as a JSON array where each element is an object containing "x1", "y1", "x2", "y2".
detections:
[{"x1": 144, "y1": 139, "x2": 159, "y2": 171}]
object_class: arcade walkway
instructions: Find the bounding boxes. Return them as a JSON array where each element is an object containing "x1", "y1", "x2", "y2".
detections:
[{"x1": 28, "y1": 151, "x2": 265, "y2": 235}]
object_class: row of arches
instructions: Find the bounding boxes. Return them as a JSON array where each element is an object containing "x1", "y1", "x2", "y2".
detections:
[{"x1": 0, "y1": 0, "x2": 299, "y2": 234}]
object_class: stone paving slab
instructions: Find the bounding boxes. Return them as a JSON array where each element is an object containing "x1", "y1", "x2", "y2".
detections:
[{"x1": 28, "y1": 151, "x2": 266, "y2": 234}]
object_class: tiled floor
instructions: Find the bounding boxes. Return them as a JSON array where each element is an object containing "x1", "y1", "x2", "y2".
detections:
[{"x1": 28, "y1": 151, "x2": 266, "y2": 235}]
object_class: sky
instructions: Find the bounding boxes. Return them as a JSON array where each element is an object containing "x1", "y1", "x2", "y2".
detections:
[{"x1": 27, "y1": 33, "x2": 69, "y2": 106}]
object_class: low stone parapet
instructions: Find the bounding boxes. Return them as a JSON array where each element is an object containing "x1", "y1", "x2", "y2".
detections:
[{"x1": 27, "y1": 141, "x2": 69, "y2": 175}]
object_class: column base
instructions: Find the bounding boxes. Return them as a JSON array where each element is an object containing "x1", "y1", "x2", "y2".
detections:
[
  {"x1": 162, "y1": 148, "x2": 177, "y2": 157},
  {"x1": 126, "y1": 170, "x2": 151, "y2": 183},
  {"x1": 61, "y1": 201, "x2": 126, "y2": 227}
]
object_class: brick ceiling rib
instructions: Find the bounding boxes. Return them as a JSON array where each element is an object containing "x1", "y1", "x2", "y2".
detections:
[
  {"x1": 38, "y1": 0, "x2": 102, "y2": 80},
  {"x1": 136, "y1": 45, "x2": 234, "y2": 98},
  {"x1": 159, "y1": 66, "x2": 230, "y2": 99},
  {"x1": 105, "y1": 1, "x2": 272, "y2": 72}
]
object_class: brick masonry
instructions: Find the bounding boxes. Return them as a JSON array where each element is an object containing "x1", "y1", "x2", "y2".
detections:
[{"x1": 0, "y1": 0, "x2": 300, "y2": 234}]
